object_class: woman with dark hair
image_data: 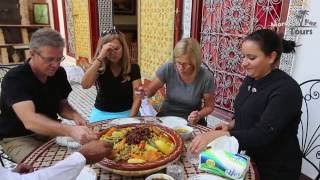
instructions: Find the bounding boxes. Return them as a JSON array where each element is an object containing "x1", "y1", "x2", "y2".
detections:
[
  {"x1": 81, "y1": 29, "x2": 142, "y2": 123},
  {"x1": 189, "y1": 29, "x2": 302, "y2": 180}
]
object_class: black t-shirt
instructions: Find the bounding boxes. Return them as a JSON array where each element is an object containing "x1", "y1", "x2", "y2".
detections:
[
  {"x1": 0, "y1": 62, "x2": 72, "y2": 138},
  {"x1": 94, "y1": 64, "x2": 141, "y2": 112}
]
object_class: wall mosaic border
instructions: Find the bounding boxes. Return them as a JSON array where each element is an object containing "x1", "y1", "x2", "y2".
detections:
[{"x1": 279, "y1": 0, "x2": 304, "y2": 75}]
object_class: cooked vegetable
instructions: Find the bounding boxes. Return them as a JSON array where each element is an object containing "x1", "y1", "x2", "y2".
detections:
[
  {"x1": 155, "y1": 140, "x2": 175, "y2": 155},
  {"x1": 147, "y1": 139, "x2": 157, "y2": 148},
  {"x1": 174, "y1": 127, "x2": 189, "y2": 133},
  {"x1": 144, "y1": 150, "x2": 162, "y2": 162},
  {"x1": 128, "y1": 158, "x2": 146, "y2": 163},
  {"x1": 138, "y1": 140, "x2": 145, "y2": 149},
  {"x1": 99, "y1": 126, "x2": 175, "y2": 163},
  {"x1": 145, "y1": 143, "x2": 158, "y2": 152},
  {"x1": 114, "y1": 139, "x2": 126, "y2": 152},
  {"x1": 111, "y1": 131, "x2": 124, "y2": 138},
  {"x1": 106, "y1": 127, "x2": 117, "y2": 136}
]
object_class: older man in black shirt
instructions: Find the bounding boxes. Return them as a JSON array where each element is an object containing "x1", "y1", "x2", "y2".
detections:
[{"x1": 0, "y1": 28, "x2": 97, "y2": 163}]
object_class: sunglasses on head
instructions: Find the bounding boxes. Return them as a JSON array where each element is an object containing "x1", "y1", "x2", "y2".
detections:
[{"x1": 101, "y1": 26, "x2": 119, "y2": 37}]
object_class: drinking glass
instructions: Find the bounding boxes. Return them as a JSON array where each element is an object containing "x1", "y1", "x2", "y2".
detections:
[
  {"x1": 166, "y1": 162, "x2": 185, "y2": 180},
  {"x1": 186, "y1": 149, "x2": 199, "y2": 165},
  {"x1": 188, "y1": 174, "x2": 200, "y2": 180},
  {"x1": 143, "y1": 116, "x2": 158, "y2": 124},
  {"x1": 67, "y1": 138, "x2": 81, "y2": 153}
]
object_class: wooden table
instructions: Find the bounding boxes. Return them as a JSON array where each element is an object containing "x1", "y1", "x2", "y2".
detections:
[{"x1": 22, "y1": 117, "x2": 257, "y2": 180}]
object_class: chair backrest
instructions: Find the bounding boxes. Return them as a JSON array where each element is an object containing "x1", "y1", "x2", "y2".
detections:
[
  {"x1": 299, "y1": 79, "x2": 320, "y2": 180},
  {"x1": 0, "y1": 64, "x2": 17, "y2": 85}
]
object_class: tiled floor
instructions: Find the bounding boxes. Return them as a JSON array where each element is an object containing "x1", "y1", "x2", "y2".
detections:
[{"x1": 68, "y1": 83, "x2": 97, "y2": 119}]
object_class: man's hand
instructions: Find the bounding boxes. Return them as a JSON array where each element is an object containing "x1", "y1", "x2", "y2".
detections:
[
  {"x1": 68, "y1": 125, "x2": 98, "y2": 144},
  {"x1": 79, "y1": 140, "x2": 113, "y2": 164},
  {"x1": 73, "y1": 114, "x2": 87, "y2": 126},
  {"x1": 13, "y1": 164, "x2": 34, "y2": 174}
]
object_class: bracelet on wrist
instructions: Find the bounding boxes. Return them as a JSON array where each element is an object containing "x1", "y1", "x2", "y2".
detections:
[
  {"x1": 97, "y1": 60, "x2": 106, "y2": 74},
  {"x1": 96, "y1": 58, "x2": 103, "y2": 64}
]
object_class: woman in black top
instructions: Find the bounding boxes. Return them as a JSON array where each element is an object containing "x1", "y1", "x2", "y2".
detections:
[
  {"x1": 81, "y1": 29, "x2": 142, "y2": 123},
  {"x1": 189, "y1": 29, "x2": 302, "y2": 180}
]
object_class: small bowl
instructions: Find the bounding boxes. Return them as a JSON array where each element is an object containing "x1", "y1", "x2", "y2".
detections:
[
  {"x1": 173, "y1": 125, "x2": 194, "y2": 140},
  {"x1": 145, "y1": 173, "x2": 175, "y2": 180}
]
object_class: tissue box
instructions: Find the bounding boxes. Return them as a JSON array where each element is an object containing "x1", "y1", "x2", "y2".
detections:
[{"x1": 199, "y1": 149, "x2": 250, "y2": 180}]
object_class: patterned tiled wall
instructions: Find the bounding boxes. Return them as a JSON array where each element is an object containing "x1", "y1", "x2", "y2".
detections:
[
  {"x1": 98, "y1": 0, "x2": 113, "y2": 35},
  {"x1": 65, "y1": 0, "x2": 76, "y2": 56},
  {"x1": 279, "y1": 0, "x2": 304, "y2": 75},
  {"x1": 71, "y1": 0, "x2": 91, "y2": 59},
  {"x1": 200, "y1": 0, "x2": 286, "y2": 112},
  {"x1": 182, "y1": 0, "x2": 192, "y2": 38},
  {"x1": 139, "y1": 0, "x2": 175, "y2": 79}
]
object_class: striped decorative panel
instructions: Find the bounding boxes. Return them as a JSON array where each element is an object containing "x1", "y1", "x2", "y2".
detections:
[
  {"x1": 72, "y1": 0, "x2": 92, "y2": 59},
  {"x1": 138, "y1": 0, "x2": 175, "y2": 79},
  {"x1": 98, "y1": 0, "x2": 113, "y2": 35},
  {"x1": 65, "y1": 0, "x2": 76, "y2": 56}
]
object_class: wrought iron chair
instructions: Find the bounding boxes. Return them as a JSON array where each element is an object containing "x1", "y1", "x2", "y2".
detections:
[
  {"x1": 0, "y1": 65, "x2": 14, "y2": 84},
  {"x1": 0, "y1": 64, "x2": 18, "y2": 167},
  {"x1": 299, "y1": 79, "x2": 320, "y2": 180},
  {"x1": 0, "y1": 150, "x2": 15, "y2": 167},
  {"x1": 0, "y1": 64, "x2": 17, "y2": 96}
]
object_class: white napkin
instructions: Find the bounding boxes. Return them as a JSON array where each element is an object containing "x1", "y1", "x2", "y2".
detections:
[
  {"x1": 207, "y1": 136, "x2": 239, "y2": 153},
  {"x1": 56, "y1": 136, "x2": 81, "y2": 148},
  {"x1": 139, "y1": 98, "x2": 157, "y2": 116},
  {"x1": 76, "y1": 166, "x2": 97, "y2": 180},
  {"x1": 56, "y1": 119, "x2": 81, "y2": 148}
]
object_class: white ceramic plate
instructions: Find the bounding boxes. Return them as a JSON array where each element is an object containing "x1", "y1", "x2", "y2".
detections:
[
  {"x1": 188, "y1": 174, "x2": 226, "y2": 180},
  {"x1": 76, "y1": 166, "x2": 97, "y2": 180},
  {"x1": 111, "y1": 117, "x2": 140, "y2": 125},
  {"x1": 159, "y1": 116, "x2": 188, "y2": 128}
]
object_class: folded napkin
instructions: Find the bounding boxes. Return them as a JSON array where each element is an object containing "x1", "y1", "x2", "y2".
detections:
[
  {"x1": 56, "y1": 119, "x2": 81, "y2": 148},
  {"x1": 139, "y1": 98, "x2": 157, "y2": 116},
  {"x1": 207, "y1": 136, "x2": 239, "y2": 153},
  {"x1": 76, "y1": 166, "x2": 97, "y2": 180},
  {"x1": 56, "y1": 136, "x2": 81, "y2": 148}
]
